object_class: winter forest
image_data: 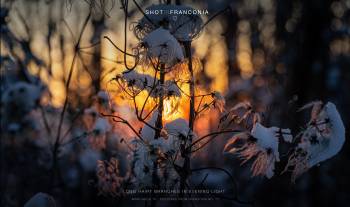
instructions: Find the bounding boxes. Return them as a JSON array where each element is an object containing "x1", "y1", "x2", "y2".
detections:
[{"x1": 0, "y1": 0, "x2": 349, "y2": 206}]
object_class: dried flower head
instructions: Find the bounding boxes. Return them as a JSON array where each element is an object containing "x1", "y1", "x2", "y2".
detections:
[
  {"x1": 131, "y1": 117, "x2": 189, "y2": 188},
  {"x1": 225, "y1": 123, "x2": 291, "y2": 178},
  {"x1": 140, "y1": 27, "x2": 184, "y2": 67},
  {"x1": 117, "y1": 70, "x2": 181, "y2": 98},
  {"x1": 88, "y1": 118, "x2": 111, "y2": 150},
  {"x1": 219, "y1": 101, "x2": 261, "y2": 129},
  {"x1": 284, "y1": 102, "x2": 345, "y2": 182},
  {"x1": 1, "y1": 82, "x2": 44, "y2": 117},
  {"x1": 83, "y1": 107, "x2": 112, "y2": 150},
  {"x1": 131, "y1": 139, "x2": 159, "y2": 187},
  {"x1": 134, "y1": 4, "x2": 203, "y2": 41},
  {"x1": 96, "y1": 158, "x2": 124, "y2": 197}
]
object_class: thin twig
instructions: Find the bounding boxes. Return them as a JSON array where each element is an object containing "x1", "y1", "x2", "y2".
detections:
[
  {"x1": 51, "y1": 11, "x2": 91, "y2": 188},
  {"x1": 132, "y1": 0, "x2": 155, "y2": 26},
  {"x1": 189, "y1": 130, "x2": 242, "y2": 152},
  {"x1": 101, "y1": 113, "x2": 144, "y2": 142},
  {"x1": 103, "y1": 36, "x2": 135, "y2": 57},
  {"x1": 200, "y1": 7, "x2": 231, "y2": 32},
  {"x1": 191, "y1": 166, "x2": 253, "y2": 205}
]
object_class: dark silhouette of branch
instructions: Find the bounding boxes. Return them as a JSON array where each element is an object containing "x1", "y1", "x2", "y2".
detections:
[
  {"x1": 132, "y1": 0, "x2": 155, "y2": 26},
  {"x1": 103, "y1": 36, "x2": 136, "y2": 57},
  {"x1": 51, "y1": 10, "x2": 92, "y2": 190},
  {"x1": 189, "y1": 130, "x2": 242, "y2": 153},
  {"x1": 200, "y1": 7, "x2": 231, "y2": 32},
  {"x1": 191, "y1": 167, "x2": 253, "y2": 205},
  {"x1": 101, "y1": 113, "x2": 145, "y2": 142},
  {"x1": 121, "y1": 0, "x2": 139, "y2": 71},
  {"x1": 78, "y1": 41, "x2": 101, "y2": 49}
]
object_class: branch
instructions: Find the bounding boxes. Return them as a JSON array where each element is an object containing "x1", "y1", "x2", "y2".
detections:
[
  {"x1": 195, "y1": 100, "x2": 214, "y2": 118},
  {"x1": 189, "y1": 130, "x2": 242, "y2": 152},
  {"x1": 51, "y1": 10, "x2": 92, "y2": 189},
  {"x1": 132, "y1": 0, "x2": 155, "y2": 26},
  {"x1": 101, "y1": 113, "x2": 144, "y2": 142},
  {"x1": 60, "y1": 109, "x2": 84, "y2": 143},
  {"x1": 78, "y1": 41, "x2": 101, "y2": 49},
  {"x1": 191, "y1": 167, "x2": 253, "y2": 205},
  {"x1": 61, "y1": 131, "x2": 92, "y2": 146},
  {"x1": 139, "y1": 70, "x2": 158, "y2": 118},
  {"x1": 141, "y1": 103, "x2": 158, "y2": 120},
  {"x1": 39, "y1": 106, "x2": 52, "y2": 143},
  {"x1": 122, "y1": 0, "x2": 139, "y2": 71},
  {"x1": 103, "y1": 36, "x2": 135, "y2": 57},
  {"x1": 200, "y1": 7, "x2": 231, "y2": 32},
  {"x1": 54, "y1": 11, "x2": 91, "y2": 146},
  {"x1": 191, "y1": 166, "x2": 238, "y2": 194}
]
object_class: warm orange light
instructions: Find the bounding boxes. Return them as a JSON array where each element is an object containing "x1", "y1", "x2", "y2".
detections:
[{"x1": 163, "y1": 98, "x2": 183, "y2": 122}]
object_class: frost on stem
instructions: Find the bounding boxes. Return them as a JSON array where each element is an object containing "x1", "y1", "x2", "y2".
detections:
[
  {"x1": 96, "y1": 158, "x2": 124, "y2": 197},
  {"x1": 140, "y1": 28, "x2": 184, "y2": 67},
  {"x1": 134, "y1": 4, "x2": 203, "y2": 41},
  {"x1": 284, "y1": 102, "x2": 345, "y2": 182},
  {"x1": 118, "y1": 70, "x2": 181, "y2": 98},
  {"x1": 224, "y1": 123, "x2": 292, "y2": 178}
]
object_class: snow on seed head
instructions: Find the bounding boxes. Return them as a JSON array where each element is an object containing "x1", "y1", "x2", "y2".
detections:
[
  {"x1": 141, "y1": 27, "x2": 184, "y2": 67},
  {"x1": 284, "y1": 102, "x2": 345, "y2": 182},
  {"x1": 119, "y1": 70, "x2": 181, "y2": 98},
  {"x1": 88, "y1": 118, "x2": 111, "y2": 150},
  {"x1": 96, "y1": 90, "x2": 109, "y2": 107},
  {"x1": 165, "y1": 118, "x2": 191, "y2": 139},
  {"x1": 134, "y1": 4, "x2": 203, "y2": 41},
  {"x1": 2, "y1": 82, "x2": 43, "y2": 116},
  {"x1": 93, "y1": 118, "x2": 111, "y2": 135},
  {"x1": 224, "y1": 123, "x2": 291, "y2": 178}
]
